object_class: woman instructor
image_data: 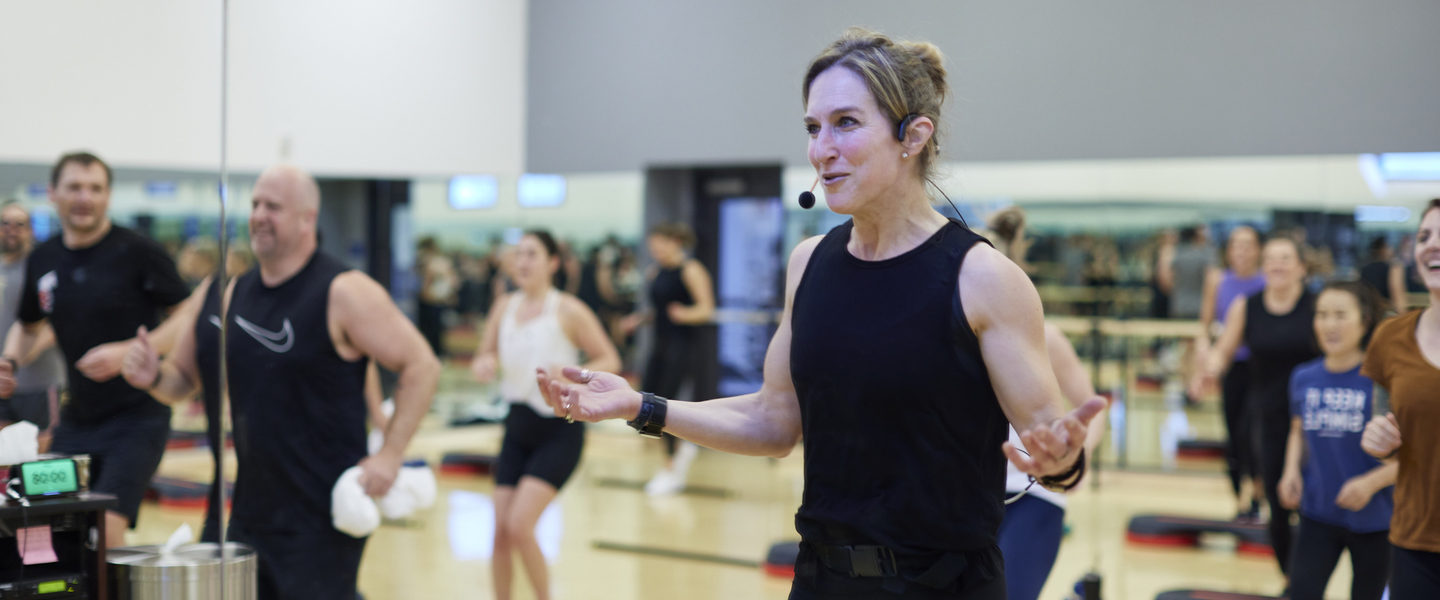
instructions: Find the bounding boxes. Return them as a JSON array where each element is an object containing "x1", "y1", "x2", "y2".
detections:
[{"x1": 538, "y1": 29, "x2": 1103, "y2": 599}]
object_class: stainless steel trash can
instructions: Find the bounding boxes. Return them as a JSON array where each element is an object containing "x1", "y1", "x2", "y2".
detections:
[{"x1": 108, "y1": 543, "x2": 257, "y2": 600}]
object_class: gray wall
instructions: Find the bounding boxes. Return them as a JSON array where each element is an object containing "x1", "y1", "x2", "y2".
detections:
[{"x1": 527, "y1": 0, "x2": 1440, "y2": 172}]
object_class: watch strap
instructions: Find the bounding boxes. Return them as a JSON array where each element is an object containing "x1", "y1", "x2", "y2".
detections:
[{"x1": 627, "y1": 392, "x2": 668, "y2": 438}]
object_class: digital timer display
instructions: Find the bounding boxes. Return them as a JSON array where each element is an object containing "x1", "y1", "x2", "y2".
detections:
[{"x1": 19, "y1": 459, "x2": 78, "y2": 496}]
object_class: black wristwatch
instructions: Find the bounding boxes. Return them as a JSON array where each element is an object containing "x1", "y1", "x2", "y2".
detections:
[{"x1": 627, "y1": 392, "x2": 668, "y2": 439}]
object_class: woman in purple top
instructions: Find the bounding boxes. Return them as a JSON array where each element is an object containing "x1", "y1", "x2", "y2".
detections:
[{"x1": 1196, "y1": 225, "x2": 1266, "y2": 518}]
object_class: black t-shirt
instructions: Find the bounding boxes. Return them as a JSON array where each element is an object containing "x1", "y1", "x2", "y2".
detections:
[{"x1": 19, "y1": 225, "x2": 190, "y2": 424}]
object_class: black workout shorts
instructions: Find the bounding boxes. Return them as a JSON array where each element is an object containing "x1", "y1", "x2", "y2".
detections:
[
  {"x1": 50, "y1": 408, "x2": 170, "y2": 526},
  {"x1": 495, "y1": 403, "x2": 584, "y2": 490},
  {"x1": 0, "y1": 388, "x2": 54, "y2": 430}
]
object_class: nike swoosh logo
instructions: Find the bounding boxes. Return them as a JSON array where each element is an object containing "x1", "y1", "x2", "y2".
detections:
[
  {"x1": 233, "y1": 315, "x2": 295, "y2": 353},
  {"x1": 209, "y1": 315, "x2": 223, "y2": 329}
]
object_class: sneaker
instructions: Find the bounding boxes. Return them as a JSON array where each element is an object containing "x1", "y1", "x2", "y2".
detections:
[{"x1": 645, "y1": 469, "x2": 685, "y2": 496}]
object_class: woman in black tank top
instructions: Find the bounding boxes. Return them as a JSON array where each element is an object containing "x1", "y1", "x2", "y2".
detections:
[
  {"x1": 537, "y1": 29, "x2": 1103, "y2": 600},
  {"x1": 630, "y1": 223, "x2": 715, "y2": 495},
  {"x1": 1203, "y1": 235, "x2": 1320, "y2": 586}
]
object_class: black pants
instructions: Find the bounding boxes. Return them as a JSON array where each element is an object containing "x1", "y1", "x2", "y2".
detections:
[
  {"x1": 1253, "y1": 399, "x2": 1293, "y2": 575},
  {"x1": 1287, "y1": 516, "x2": 1390, "y2": 600},
  {"x1": 642, "y1": 332, "x2": 693, "y2": 456},
  {"x1": 1392, "y1": 546, "x2": 1440, "y2": 600},
  {"x1": 418, "y1": 302, "x2": 447, "y2": 358},
  {"x1": 1222, "y1": 362, "x2": 1258, "y2": 499},
  {"x1": 228, "y1": 521, "x2": 367, "y2": 600}
]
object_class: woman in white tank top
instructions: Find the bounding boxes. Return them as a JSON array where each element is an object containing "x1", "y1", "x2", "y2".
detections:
[{"x1": 470, "y1": 231, "x2": 620, "y2": 600}]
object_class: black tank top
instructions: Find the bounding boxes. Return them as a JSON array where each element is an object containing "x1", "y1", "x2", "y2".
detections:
[
  {"x1": 1243, "y1": 288, "x2": 1319, "y2": 415},
  {"x1": 650, "y1": 263, "x2": 695, "y2": 339},
  {"x1": 790, "y1": 219, "x2": 1007, "y2": 557},
  {"x1": 195, "y1": 251, "x2": 368, "y2": 532}
]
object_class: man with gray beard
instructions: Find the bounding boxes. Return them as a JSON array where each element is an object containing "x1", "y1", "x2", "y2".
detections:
[{"x1": 0, "y1": 201, "x2": 65, "y2": 438}]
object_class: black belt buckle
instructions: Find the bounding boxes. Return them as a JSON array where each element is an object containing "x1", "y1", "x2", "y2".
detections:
[{"x1": 846, "y1": 545, "x2": 898, "y2": 578}]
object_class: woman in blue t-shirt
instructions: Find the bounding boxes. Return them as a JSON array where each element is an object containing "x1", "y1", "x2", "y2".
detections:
[{"x1": 1280, "y1": 281, "x2": 1397, "y2": 600}]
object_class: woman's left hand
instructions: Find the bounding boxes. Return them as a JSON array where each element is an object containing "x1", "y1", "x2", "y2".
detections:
[
  {"x1": 1335, "y1": 476, "x2": 1377, "y2": 512},
  {"x1": 1004, "y1": 397, "x2": 1106, "y2": 480}
]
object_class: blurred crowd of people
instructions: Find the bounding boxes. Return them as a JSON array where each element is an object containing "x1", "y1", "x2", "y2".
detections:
[{"x1": 410, "y1": 234, "x2": 647, "y2": 366}]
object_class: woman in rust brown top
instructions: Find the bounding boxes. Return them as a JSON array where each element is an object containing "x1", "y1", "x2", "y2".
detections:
[{"x1": 1361, "y1": 197, "x2": 1440, "y2": 599}]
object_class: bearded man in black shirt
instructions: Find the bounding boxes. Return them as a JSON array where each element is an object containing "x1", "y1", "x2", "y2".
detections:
[{"x1": 0, "y1": 152, "x2": 194, "y2": 548}]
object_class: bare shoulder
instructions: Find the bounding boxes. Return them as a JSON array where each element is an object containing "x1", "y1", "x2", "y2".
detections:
[
  {"x1": 958, "y1": 243, "x2": 1041, "y2": 332},
  {"x1": 959, "y1": 242, "x2": 1031, "y2": 291},
  {"x1": 556, "y1": 292, "x2": 594, "y2": 320},
  {"x1": 329, "y1": 270, "x2": 389, "y2": 311},
  {"x1": 682, "y1": 259, "x2": 710, "y2": 276},
  {"x1": 786, "y1": 236, "x2": 825, "y2": 280}
]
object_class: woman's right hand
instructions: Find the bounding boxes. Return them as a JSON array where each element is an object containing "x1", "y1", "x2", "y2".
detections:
[
  {"x1": 470, "y1": 353, "x2": 498, "y2": 383},
  {"x1": 1278, "y1": 469, "x2": 1303, "y2": 510},
  {"x1": 1362, "y1": 413, "x2": 1402, "y2": 459},
  {"x1": 537, "y1": 366, "x2": 642, "y2": 423}
]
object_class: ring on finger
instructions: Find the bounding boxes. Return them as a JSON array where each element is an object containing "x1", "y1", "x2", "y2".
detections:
[
  {"x1": 565, "y1": 401, "x2": 575, "y2": 423},
  {"x1": 579, "y1": 368, "x2": 594, "y2": 383}
]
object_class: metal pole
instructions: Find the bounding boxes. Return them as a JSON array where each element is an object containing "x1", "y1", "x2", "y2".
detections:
[{"x1": 216, "y1": 0, "x2": 230, "y2": 596}]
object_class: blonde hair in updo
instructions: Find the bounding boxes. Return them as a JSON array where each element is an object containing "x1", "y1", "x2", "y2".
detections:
[{"x1": 803, "y1": 28, "x2": 950, "y2": 181}]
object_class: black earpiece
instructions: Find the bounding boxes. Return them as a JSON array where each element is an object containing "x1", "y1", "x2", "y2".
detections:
[{"x1": 896, "y1": 113, "x2": 918, "y2": 143}]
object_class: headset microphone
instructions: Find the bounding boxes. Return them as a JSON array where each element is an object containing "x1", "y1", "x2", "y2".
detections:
[{"x1": 798, "y1": 177, "x2": 819, "y2": 209}]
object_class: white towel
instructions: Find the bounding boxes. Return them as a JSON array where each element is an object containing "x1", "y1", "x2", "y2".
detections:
[
  {"x1": 0, "y1": 421, "x2": 39, "y2": 466},
  {"x1": 378, "y1": 466, "x2": 438, "y2": 521},
  {"x1": 332, "y1": 464, "x2": 438, "y2": 536},
  {"x1": 331, "y1": 467, "x2": 381, "y2": 538}
]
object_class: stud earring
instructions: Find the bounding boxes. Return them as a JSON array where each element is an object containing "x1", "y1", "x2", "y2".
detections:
[{"x1": 902, "y1": 152, "x2": 909, "y2": 158}]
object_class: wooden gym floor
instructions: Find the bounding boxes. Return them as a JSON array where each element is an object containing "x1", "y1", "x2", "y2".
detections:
[{"x1": 126, "y1": 362, "x2": 1360, "y2": 600}]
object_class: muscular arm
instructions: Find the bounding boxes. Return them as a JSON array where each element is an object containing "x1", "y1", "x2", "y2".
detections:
[
  {"x1": 1044, "y1": 323, "x2": 1105, "y2": 455},
  {"x1": 365, "y1": 360, "x2": 387, "y2": 431},
  {"x1": 331, "y1": 272, "x2": 440, "y2": 493},
  {"x1": 541, "y1": 239, "x2": 821, "y2": 458},
  {"x1": 962, "y1": 245, "x2": 1104, "y2": 479}
]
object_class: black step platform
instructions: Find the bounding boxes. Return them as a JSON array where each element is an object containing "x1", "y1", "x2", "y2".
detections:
[
  {"x1": 1176, "y1": 439, "x2": 1226, "y2": 459},
  {"x1": 1127, "y1": 514, "x2": 1272, "y2": 556},
  {"x1": 439, "y1": 452, "x2": 498, "y2": 475},
  {"x1": 1156, "y1": 590, "x2": 1282, "y2": 600}
]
